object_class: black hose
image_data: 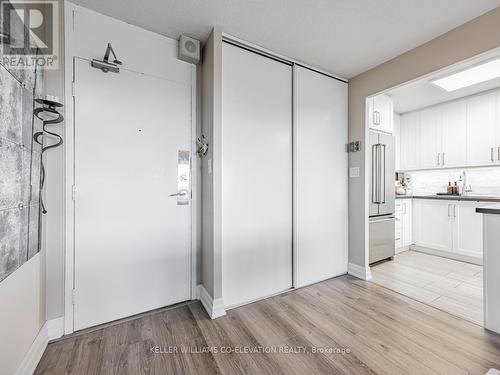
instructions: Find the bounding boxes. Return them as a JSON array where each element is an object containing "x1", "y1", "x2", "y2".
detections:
[{"x1": 33, "y1": 107, "x2": 64, "y2": 214}]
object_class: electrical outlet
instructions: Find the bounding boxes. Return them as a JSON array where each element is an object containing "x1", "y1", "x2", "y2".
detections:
[{"x1": 350, "y1": 167, "x2": 360, "y2": 178}]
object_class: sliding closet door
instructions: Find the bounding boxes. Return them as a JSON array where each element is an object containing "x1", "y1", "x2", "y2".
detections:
[
  {"x1": 294, "y1": 66, "x2": 348, "y2": 288},
  {"x1": 222, "y1": 43, "x2": 292, "y2": 307}
]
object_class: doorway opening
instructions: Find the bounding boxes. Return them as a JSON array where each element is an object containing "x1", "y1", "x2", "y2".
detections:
[{"x1": 366, "y1": 48, "x2": 500, "y2": 326}]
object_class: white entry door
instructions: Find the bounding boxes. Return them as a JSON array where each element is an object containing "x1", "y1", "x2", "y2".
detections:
[{"x1": 73, "y1": 58, "x2": 192, "y2": 331}]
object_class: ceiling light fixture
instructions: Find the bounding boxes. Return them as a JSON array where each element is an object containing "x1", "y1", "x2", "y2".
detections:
[{"x1": 431, "y1": 59, "x2": 500, "y2": 92}]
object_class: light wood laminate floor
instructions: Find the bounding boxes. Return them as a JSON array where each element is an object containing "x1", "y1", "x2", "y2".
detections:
[
  {"x1": 371, "y1": 250, "x2": 483, "y2": 324},
  {"x1": 35, "y1": 275, "x2": 500, "y2": 375}
]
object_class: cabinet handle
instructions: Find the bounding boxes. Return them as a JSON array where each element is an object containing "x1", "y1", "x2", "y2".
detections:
[
  {"x1": 442, "y1": 153, "x2": 445, "y2": 166},
  {"x1": 497, "y1": 147, "x2": 500, "y2": 162},
  {"x1": 437, "y1": 153, "x2": 440, "y2": 166},
  {"x1": 447, "y1": 204, "x2": 451, "y2": 217},
  {"x1": 453, "y1": 205, "x2": 456, "y2": 218},
  {"x1": 492, "y1": 147, "x2": 495, "y2": 162}
]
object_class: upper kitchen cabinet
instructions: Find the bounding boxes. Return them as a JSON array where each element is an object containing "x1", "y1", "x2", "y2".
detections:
[
  {"x1": 399, "y1": 111, "x2": 419, "y2": 170},
  {"x1": 466, "y1": 92, "x2": 496, "y2": 166},
  {"x1": 369, "y1": 94, "x2": 394, "y2": 134},
  {"x1": 418, "y1": 107, "x2": 441, "y2": 169},
  {"x1": 441, "y1": 100, "x2": 467, "y2": 168},
  {"x1": 496, "y1": 89, "x2": 500, "y2": 161}
]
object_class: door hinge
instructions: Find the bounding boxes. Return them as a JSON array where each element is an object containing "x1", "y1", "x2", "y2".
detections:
[
  {"x1": 72, "y1": 81, "x2": 76, "y2": 97},
  {"x1": 72, "y1": 289, "x2": 76, "y2": 305},
  {"x1": 72, "y1": 185, "x2": 76, "y2": 201}
]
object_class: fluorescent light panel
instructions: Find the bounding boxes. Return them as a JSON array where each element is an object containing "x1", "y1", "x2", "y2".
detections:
[{"x1": 431, "y1": 59, "x2": 500, "y2": 92}]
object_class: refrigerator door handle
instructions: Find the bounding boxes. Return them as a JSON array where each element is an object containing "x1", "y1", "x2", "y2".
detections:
[
  {"x1": 372, "y1": 144, "x2": 378, "y2": 204},
  {"x1": 381, "y1": 144, "x2": 386, "y2": 204}
]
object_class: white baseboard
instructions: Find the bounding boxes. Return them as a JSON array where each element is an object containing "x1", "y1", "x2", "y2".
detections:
[
  {"x1": 348, "y1": 262, "x2": 373, "y2": 280},
  {"x1": 15, "y1": 322, "x2": 48, "y2": 375},
  {"x1": 410, "y1": 245, "x2": 482, "y2": 266},
  {"x1": 47, "y1": 317, "x2": 64, "y2": 341},
  {"x1": 197, "y1": 284, "x2": 226, "y2": 319}
]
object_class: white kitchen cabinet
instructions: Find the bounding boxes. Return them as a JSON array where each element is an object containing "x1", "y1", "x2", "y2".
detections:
[
  {"x1": 402, "y1": 199, "x2": 413, "y2": 247},
  {"x1": 413, "y1": 199, "x2": 496, "y2": 260},
  {"x1": 495, "y1": 89, "x2": 500, "y2": 162},
  {"x1": 441, "y1": 100, "x2": 467, "y2": 168},
  {"x1": 394, "y1": 113, "x2": 401, "y2": 171},
  {"x1": 400, "y1": 112, "x2": 419, "y2": 170},
  {"x1": 453, "y1": 202, "x2": 484, "y2": 258},
  {"x1": 369, "y1": 94, "x2": 393, "y2": 134},
  {"x1": 466, "y1": 92, "x2": 496, "y2": 166},
  {"x1": 413, "y1": 199, "x2": 453, "y2": 252},
  {"x1": 395, "y1": 198, "x2": 413, "y2": 251},
  {"x1": 418, "y1": 107, "x2": 441, "y2": 169}
]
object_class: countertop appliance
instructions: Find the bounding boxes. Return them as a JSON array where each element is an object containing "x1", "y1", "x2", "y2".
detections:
[{"x1": 369, "y1": 131, "x2": 395, "y2": 264}]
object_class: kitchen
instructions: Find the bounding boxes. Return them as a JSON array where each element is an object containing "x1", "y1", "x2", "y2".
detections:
[{"x1": 367, "y1": 52, "x2": 500, "y2": 325}]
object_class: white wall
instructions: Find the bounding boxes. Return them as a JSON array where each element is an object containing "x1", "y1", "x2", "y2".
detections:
[{"x1": 0, "y1": 255, "x2": 45, "y2": 375}]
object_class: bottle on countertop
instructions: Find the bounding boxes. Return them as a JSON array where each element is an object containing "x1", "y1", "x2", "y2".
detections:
[
  {"x1": 458, "y1": 175, "x2": 464, "y2": 196},
  {"x1": 454, "y1": 181, "x2": 458, "y2": 195},
  {"x1": 447, "y1": 182, "x2": 453, "y2": 195}
]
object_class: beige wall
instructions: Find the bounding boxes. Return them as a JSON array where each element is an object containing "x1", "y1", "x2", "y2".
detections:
[
  {"x1": 201, "y1": 27, "x2": 223, "y2": 300},
  {"x1": 348, "y1": 6, "x2": 500, "y2": 268}
]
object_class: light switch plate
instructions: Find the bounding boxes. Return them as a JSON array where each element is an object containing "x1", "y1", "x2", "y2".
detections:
[
  {"x1": 207, "y1": 159, "x2": 212, "y2": 174},
  {"x1": 349, "y1": 167, "x2": 360, "y2": 178}
]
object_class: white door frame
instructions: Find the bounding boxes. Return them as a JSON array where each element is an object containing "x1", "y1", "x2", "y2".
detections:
[{"x1": 63, "y1": 2, "x2": 197, "y2": 334}]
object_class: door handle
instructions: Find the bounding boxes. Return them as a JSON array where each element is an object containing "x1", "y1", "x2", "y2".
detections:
[
  {"x1": 372, "y1": 144, "x2": 378, "y2": 204},
  {"x1": 169, "y1": 191, "x2": 188, "y2": 197},
  {"x1": 381, "y1": 144, "x2": 386, "y2": 204}
]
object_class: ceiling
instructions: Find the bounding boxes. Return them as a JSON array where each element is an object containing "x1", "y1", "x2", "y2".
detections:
[
  {"x1": 388, "y1": 50, "x2": 500, "y2": 113},
  {"x1": 72, "y1": 0, "x2": 500, "y2": 79}
]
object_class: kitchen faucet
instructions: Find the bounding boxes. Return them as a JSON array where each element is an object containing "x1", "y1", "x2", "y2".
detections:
[{"x1": 462, "y1": 170, "x2": 472, "y2": 195}]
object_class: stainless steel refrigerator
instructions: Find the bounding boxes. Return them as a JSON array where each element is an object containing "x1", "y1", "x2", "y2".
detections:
[{"x1": 369, "y1": 131, "x2": 395, "y2": 264}]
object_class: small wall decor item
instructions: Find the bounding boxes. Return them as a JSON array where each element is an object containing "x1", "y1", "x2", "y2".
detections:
[{"x1": 196, "y1": 134, "x2": 209, "y2": 157}]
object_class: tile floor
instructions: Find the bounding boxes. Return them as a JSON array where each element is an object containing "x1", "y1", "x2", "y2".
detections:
[{"x1": 371, "y1": 250, "x2": 483, "y2": 324}]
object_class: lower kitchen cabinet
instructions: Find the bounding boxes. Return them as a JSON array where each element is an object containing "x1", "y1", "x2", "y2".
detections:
[
  {"x1": 395, "y1": 199, "x2": 412, "y2": 251},
  {"x1": 413, "y1": 199, "x2": 496, "y2": 260},
  {"x1": 413, "y1": 199, "x2": 453, "y2": 253}
]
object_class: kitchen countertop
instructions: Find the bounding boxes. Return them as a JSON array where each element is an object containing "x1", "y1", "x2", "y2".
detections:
[
  {"x1": 396, "y1": 195, "x2": 500, "y2": 202},
  {"x1": 476, "y1": 204, "x2": 500, "y2": 214}
]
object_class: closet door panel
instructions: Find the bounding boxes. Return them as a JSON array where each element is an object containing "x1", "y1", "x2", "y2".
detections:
[
  {"x1": 221, "y1": 43, "x2": 293, "y2": 307},
  {"x1": 294, "y1": 66, "x2": 348, "y2": 287}
]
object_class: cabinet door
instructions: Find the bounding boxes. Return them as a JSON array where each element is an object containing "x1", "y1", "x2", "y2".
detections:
[
  {"x1": 394, "y1": 113, "x2": 401, "y2": 171},
  {"x1": 402, "y1": 200, "x2": 413, "y2": 247},
  {"x1": 467, "y1": 92, "x2": 496, "y2": 166},
  {"x1": 413, "y1": 199, "x2": 453, "y2": 252},
  {"x1": 395, "y1": 201, "x2": 402, "y2": 249},
  {"x1": 419, "y1": 107, "x2": 441, "y2": 169},
  {"x1": 496, "y1": 90, "x2": 500, "y2": 161},
  {"x1": 373, "y1": 94, "x2": 394, "y2": 134},
  {"x1": 441, "y1": 100, "x2": 467, "y2": 168},
  {"x1": 453, "y1": 202, "x2": 497, "y2": 258},
  {"x1": 400, "y1": 112, "x2": 419, "y2": 170}
]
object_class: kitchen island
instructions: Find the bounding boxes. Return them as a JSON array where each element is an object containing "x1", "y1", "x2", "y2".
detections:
[{"x1": 476, "y1": 204, "x2": 500, "y2": 334}]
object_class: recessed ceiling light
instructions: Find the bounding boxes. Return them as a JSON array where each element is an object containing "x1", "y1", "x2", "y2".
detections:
[{"x1": 431, "y1": 59, "x2": 500, "y2": 92}]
